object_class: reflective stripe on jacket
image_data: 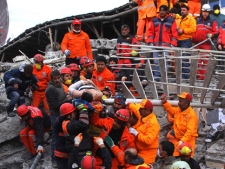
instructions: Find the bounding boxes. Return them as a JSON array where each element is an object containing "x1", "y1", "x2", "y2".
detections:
[{"x1": 136, "y1": 0, "x2": 157, "y2": 19}]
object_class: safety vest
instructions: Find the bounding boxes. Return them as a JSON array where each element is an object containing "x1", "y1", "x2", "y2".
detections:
[
  {"x1": 62, "y1": 120, "x2": 70, "y2": 136},
  {"x1": 27, "y1": 106, "x2": 43, "y2": 127}
]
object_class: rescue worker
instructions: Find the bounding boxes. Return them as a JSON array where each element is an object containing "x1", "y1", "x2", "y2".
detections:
[
  {"x1": 218, "y1": 21, "x2": 225, "y2": 51},
  {"x1": 45, "y1": 70, "x2": 71, "y2": 167},
  {"x1": 60, "y1": 67, "x2": 73, "y2": 93},
  {"x1": 91, "y1": 56, "x2": 115, "y2": 94},
  {"x1": 178, "y1": 142, "x2": 200, "y2": 169},
  {"x1": 91, "y1": 108, "x2": 135, "y2": 169},
  {"x1": 71, "y1": 133, "x2": 112, "y2": 169},
  {"x1": 133, "y1": 0, "x2": 157, "y2": 42},
  {"x1": 160, "y1": 92, "x2": 198, "y2": 157},
  {"x1": 101, "y1": 86, "x2": 112, "y2": 99},
  {"x1": 127, "y1": 99, "x2": 160, "y2": 164},
  {"x1": 192, "y1": 4, "x2": 218, "y2": 80},
  {"x1": 106, "y1": 92, "x2": 126, "y2": 118},
  {"x1": 153, "y1": 141, "x2": 178, "y2": 169},
  {"x1": 31, "y1": 54, "x2": 52, "y2": 115},
  {"x1": 147, "y1": 5, "x2": 178, "y2": 80},
  {"x1": 170, "y1": 161, "x2": 191, "y2": 169},
  {"x1": 79, "y1": 58, "x2": 95, "y2": 80},
  {"x1": 187, "y1": 0, "x2": 201, "y2": 18},
  {"x1": 64, "y1": 92, "x2": 93, "y2": 169},
  {"x1": 54, "y1": 103, "x2": 76, "y2": 168},
  {"x1": 3, "y1": 63, "x2": 37, "y2": 117},
  {"x1": 17, "y1": 105, "x2": 51, "y2": 159},
  {"x1": 124, "y1": 148, "x2": 150, "y2": 168},
  {"x1": 61, "y1": 19, "x2": 93, "y2": 65},
  {"x1": 68, "y1": 63, "x2": 80, "y2": 84},
  {"x1": 177, "y1": 4, "x2": 196, "y2": 79},
  {"x1": 210, "y1": 4, "x2": 225, "y2": 27}
]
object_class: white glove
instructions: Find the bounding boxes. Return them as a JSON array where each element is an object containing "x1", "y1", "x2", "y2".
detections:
[
  {"x1": 121, "y1": 76, "x2": 127, "y2": 81},
  {"x1": 74, "y1": 133, "x2": 83, "y2": 145},
  {"x1": 94, "y1": 137, "x2": 104, "y2": 146},
  {"x1": 178, "y1": 140, "x2": 183, "y2": 146},
  {"x1": 36, "y1": 145, "x2": 45, "y2": 153},
  {"x1": 129, "y1": 127, "x2": 138, "y2": 136},
  {"x1": 64, "y1": 49, "x2": 70, "y2": 56}
]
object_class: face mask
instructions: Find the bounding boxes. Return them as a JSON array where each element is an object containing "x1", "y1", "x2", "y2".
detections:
[
  {"x1": 73, "y1": 29, "x2": 80, "y2": 33},
  {"x1": 35, "y1": 63, "x2": 42, "y2": 70},
  {"x1": 65, "y1": 79, "x2": 72, "y2": 85},
  {"x1": 214, "y1": 9, "x2": 220, "y2": 14}
]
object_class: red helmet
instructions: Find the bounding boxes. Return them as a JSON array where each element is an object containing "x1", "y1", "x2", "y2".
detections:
[
  {"x1": 60, "y1": 103, "x2": 76, "y2": 116},
  {"x1": 79, "y1": 56, "x2": 89, "y2": 66},
  {"x1": 69, "y1": 63, "x2": 80, "y2": 71},
  {"x1": 60, "y1": 67, "x2": 72, "y2": 75},
  {"x1": 33, "y1": 54, "x2": 44, "y2": 63},
  {"x1": 72, "y1": 19, "x2": 81, "y2": 25},
  {"x1": 84, "y1": 59, "x2": 94, "y2": 67},
  {"x1": 17, "y1": 105, "x2": 29, "y2": 116},
  {"x1": 114, "y1": 109, "x2": 130, "y2": 122},
  {"x1": 178, "y1": 142, "x2": 192, "y2": 156},
  {"x1": 81, "y1": 152, "x2": 96, "y2": 169}
]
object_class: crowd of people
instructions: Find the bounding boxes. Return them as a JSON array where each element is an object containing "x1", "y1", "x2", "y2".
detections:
[{"x1": 2, "y1": 1, "x2": 225, "y2": 169}]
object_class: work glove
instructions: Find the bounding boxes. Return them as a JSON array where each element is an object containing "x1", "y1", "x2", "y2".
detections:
[
  {"x1": 93, "y1": 104, "x2": 104, "y2": 113},
  {"x1": 178, "y1": 140, "x2": 183, "y2": 146},
  {"x1": 36, "y1": 145, "x2": 45, "y2": 153},
  {"x1": 94, "y1": 137, "x2": 104, "y2": 146},
  {"x1": 64, "y1": 49, "x2": 70, "y2": 56},
  {"x1": 104, "y1": 135, "x2": 115, "y2": 148},
  {"x1": 206, "y1": 33, "x2": 213, "y2": 38},
  {"x1": 74, "y1": 133, "x2": 83, "y2": 145},
  {"x1": 77, "y1": 104, "x2": 87, "y2": 111},
  {"x1": 147, "y1": 43, "x2": 153, "y2": 46},
  {"x1": 129, "y1": 127, "x2": 138, "y2": 136},
  {"x1": 121, "y1": 76, "x2": 127, "y2": 81}
]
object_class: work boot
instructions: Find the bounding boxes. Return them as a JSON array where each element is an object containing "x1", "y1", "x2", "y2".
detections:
[
  {"x1": 21, "y1": 151, "x2": 35, "y2": 160},
  {"x1": 7, "y1": 111, "x2": 16, "y2": 117}
]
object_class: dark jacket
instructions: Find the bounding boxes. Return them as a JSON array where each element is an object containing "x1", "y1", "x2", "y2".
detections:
[
  {"x1": 3, "y1": 68, "x2": 37, "y2": 96},
  {"x1": 45, "y1": 81, "x2": 68, "y2": 116}
]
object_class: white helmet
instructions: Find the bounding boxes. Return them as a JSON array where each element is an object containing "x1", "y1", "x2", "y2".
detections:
[
  {"x1": 170, "y1": 161, "x2": 191, "y2": 169},
  {"x1": 202, "y1": 4, "x2": 211, "y2": 11}
]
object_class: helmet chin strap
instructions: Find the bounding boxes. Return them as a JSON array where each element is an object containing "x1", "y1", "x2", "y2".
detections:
[{"x1": 73, "y1": 29, "x2": 80, "y2": 33}]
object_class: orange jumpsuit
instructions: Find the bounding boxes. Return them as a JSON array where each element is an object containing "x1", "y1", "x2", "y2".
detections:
[
  {"x1": 128, "y1": 103, "x2": 160, "y2": 164},
  {"x1": 61, "y1": 30, "x2": 93, "y2": 59},
  {"x1": 135, "y1": 0, "x2": 157, "y2": 42},
  {"x1": 91, "y1": 67, "x2": 115, "y2": 94},
  {"x1": 157, "y1": 0, "x2": 178, "y2": 12},
  {"x1": 91, "y1": 112, "x2": 136, "y2": 169},
  {"x1": 162, "y1": 102, "x2": 198, "y2": 157},
  {"x1": 188, "y1": 0, "x2": 201, "y2": 18},
  {"x1": 31, "y1": 64, "x2": 52, "y2": 114}
]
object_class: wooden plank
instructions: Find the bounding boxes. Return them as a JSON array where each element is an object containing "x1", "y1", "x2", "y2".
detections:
[
  {"x1": 132, "y1": 69, "x2": 147, "y2": 99},
  {"x1": 211, "y1": 73, "x2": 225, "y2": 105},
  {"x1": 174, "y1": 50, "x2": 182, "y2": 94},
  {"x1": 144, "y1": 60, "x2": 158, "y2": 99},
  {"x1": 121, "y1": 82, "x2": 135, "y2": 99},
  {"x1": 189, "y1": 51, "x2": 198, "y2": 95},
  {"x1": 158, "y1": 52, "x2": 169, "y2": 96},
  {"x1": 200, "y1": 58, "x2": 217, "y2": 103}
]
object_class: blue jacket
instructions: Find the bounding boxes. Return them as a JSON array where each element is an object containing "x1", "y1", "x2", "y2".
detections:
[{"x1": 3, "y1": 68, "x2": 38, "y2": 95}]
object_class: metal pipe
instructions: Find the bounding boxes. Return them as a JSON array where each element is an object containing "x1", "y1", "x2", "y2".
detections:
[
  {"x1": 30, "y1": 153, "x2": 42, "y2": 169},
  {"x1": 103, "y1": 99, "x2": 224, "y2": 108}
]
